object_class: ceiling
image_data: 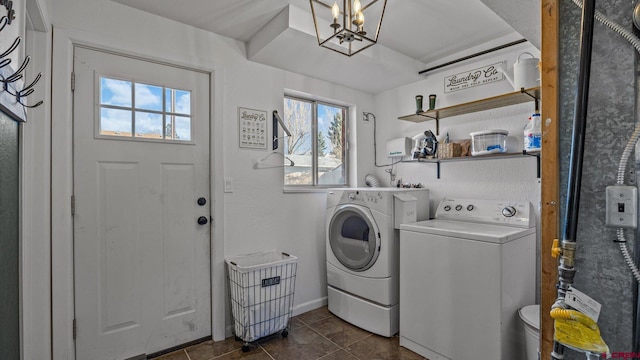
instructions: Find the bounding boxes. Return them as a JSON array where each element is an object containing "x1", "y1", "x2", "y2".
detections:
[{"x1": 112, "y1": 0, "x2": 533, "y2": 94}]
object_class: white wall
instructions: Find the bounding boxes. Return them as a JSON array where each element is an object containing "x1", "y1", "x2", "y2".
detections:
[{"x1": 49, "y1": 0, "x2": 374, "y2": 357}]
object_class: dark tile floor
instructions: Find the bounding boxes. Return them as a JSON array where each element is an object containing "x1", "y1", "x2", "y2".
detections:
[{"x1": 154, "y1": 306, "x2": 427, "y2": 360}]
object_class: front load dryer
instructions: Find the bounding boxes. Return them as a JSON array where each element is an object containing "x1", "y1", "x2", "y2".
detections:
[{"x1": 326, "y1": 188, "x2": 429, "y2": 337}]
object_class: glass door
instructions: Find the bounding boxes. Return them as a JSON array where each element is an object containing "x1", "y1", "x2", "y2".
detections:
[{"x1": 0, "y1": 110, "x2": 20, "y2": 359}]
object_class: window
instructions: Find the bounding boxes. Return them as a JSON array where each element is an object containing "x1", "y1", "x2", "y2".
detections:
[
  {"x1": 98, "y1": 76, "x2": 192, "y2": 142},
  {"x1": 283, "y1": 96, "x2": 348, "y2": 187}
]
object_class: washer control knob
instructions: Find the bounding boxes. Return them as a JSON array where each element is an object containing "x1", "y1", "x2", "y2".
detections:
[
  {"x1": 455, "y1": 204, "x2": 463, "y2": 211},
  {"x1": 466, "y1": 204, "x2": 474, "y2": 211},
  {"x1": 502, "y1": 206, "x2": 517, "y2": 217},
  {"x1": 443, "y1": 205, "x2": 451, "y2": 211},
  {"x1": 348, "y1": 193, "x2": 356, "y2": 200}
]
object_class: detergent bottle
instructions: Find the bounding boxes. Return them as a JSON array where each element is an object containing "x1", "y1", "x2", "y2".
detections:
[{"x1": 524, "y1": 112, "x2": 542, "y2": 151}]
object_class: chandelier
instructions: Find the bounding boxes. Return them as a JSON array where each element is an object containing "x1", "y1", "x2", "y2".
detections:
[{"x1": 309, "y1": 0, "x2": 387, "y2": 57}]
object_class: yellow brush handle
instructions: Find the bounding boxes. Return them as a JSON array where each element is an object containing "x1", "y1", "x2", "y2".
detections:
[{"x1": 550, "y1": 308, "x2": 598, "y2": 330}]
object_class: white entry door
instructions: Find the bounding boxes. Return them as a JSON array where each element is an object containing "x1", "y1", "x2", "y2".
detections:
[{"x1": 73, "y1": 47, "x2": 211, "y2": 360}]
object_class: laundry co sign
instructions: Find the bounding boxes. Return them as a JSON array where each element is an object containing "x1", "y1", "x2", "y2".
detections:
[{"x1": 444, "y1": 62, "x2": 504, "y2": 93}]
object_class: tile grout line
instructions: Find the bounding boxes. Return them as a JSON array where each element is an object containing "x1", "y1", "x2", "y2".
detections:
[
  {"x1": 304, "y1": 321, "x2": 373, "y2": 360},
  {"x1": 258, "y1": 342, "x2": 276, "y2": 360},
  {"x1": 258, "y1": 323, "x2": 313, "y2": 360}
]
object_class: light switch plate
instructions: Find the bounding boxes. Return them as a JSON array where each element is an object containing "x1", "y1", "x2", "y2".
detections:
[
  {"x1": 605, "y1": 185, "x2": 637, "y2": 228},
  {"x1": 224, "y1": 177, "x2": 233, "y2": 193}
]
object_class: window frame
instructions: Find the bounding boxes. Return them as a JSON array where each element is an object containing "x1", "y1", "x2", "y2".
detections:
[
  {"x1": 283, "y1": 94, "x2": 349, "y2": 190},
  {"x1": 95, "y1": 74, "x2": 195, "y2": 144}
]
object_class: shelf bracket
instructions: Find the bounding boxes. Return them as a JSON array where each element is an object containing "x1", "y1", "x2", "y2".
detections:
[
  {"x1": 419, "y1": 114, "x2": 439, "y2": 135},
  {"x1": 523, "y1": 150, "x2": 541, "y2": 178},
  {"x1": 520, "y1": 88, "x2": 540, "y2": 112}
]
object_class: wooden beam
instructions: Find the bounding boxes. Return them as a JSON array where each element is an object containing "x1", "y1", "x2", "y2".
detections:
[{"x1": 540, "y1": 0, "x2": 560, "y2": 358}]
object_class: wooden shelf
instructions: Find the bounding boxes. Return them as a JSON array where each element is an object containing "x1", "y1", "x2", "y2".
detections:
[
  {"x1": 402, "y1": 150, "x2": 540, "y2": 179},
  {"x1": 398, "y1": 87, "x2": 540, "y2": 134}
]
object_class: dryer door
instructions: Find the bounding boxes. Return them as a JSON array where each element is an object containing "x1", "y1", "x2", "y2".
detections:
[{"x1": 328, "y1": 204, "x2": 381, "y2": 272}]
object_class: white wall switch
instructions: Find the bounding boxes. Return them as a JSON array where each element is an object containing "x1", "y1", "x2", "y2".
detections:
[
  {"x1": 605, "y1": 185, "x2": 637, "y2": 228},
  {"x1": 224, "y1": 177, "x2": 233, "y2": 193}
]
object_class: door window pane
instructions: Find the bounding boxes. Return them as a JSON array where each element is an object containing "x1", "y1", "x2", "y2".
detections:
[
  {"x1": 135, "y1": 111, "x2": 163, "y2": 139},
  {"x1": 135, "y1": 83, "x2": 163, "y2": 112},
  {"x1": 100, "y1": 78, "x2": 132, "y2": 107},
  {"x1": 166, "y1": 89, "x2": 191, "y2": 115},
  {"x1": 100, "y1": 108, "x2": 132, "y2": 137},
  {"x1": 167, "y1": 116, "x2": 191, "y2": 141}
]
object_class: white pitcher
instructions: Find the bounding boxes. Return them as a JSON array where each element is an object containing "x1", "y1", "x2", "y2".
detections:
[{"x1": 501, "y1": 52, "x2": 540, "y2": 91}]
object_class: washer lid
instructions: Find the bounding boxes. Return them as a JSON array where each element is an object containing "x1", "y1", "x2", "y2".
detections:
[{"x1": 399, "y1": 219, "x2": 535, "y2": 244}]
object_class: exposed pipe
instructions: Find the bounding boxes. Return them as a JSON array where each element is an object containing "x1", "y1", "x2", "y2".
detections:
[
  {"x1": 552, "y1": 0, "x2": 596, "y2": 359},
  {"x1": 417, "y1": 39, "x2": 527, "y2": 75}
]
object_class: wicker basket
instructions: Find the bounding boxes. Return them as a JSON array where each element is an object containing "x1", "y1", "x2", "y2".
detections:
[{"x1": 438, "y1": 142, "x2": 462, "y2": 159}]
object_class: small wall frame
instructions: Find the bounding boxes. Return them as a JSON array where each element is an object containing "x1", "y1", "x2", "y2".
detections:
[{"x1": 238, "y1": 107, "x2": 268, "y2": 150}]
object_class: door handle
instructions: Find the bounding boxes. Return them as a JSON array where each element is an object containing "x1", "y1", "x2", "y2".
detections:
[
  {"x1": 197, "y1": 197, "x2": 206, "y2": 206},
  {"x1": 197, "y1": 216, "x2": 208, "y2": 225}
]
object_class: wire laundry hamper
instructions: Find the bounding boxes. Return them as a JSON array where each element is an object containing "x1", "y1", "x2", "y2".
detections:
[{"x1": 225, "y1": 250, "x2": 297, "y2": 352}]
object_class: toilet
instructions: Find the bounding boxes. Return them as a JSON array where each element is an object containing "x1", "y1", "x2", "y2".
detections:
[{"x1": 519, "y1": 305, "x2": 540, "y2": 360}]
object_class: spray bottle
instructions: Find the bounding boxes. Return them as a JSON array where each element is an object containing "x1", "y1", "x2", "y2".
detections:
[{"x1": 524, "y1": 112, "x2": 542, "y2": 151}]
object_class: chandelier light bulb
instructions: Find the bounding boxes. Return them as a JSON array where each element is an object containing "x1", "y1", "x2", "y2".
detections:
[
  {"x1": 353, "y1": 0, "x2": 362, "y2": 14},
  {"x1": 331, "y1": 2, "x2": 339, "y2": 20},
  {"x1": 355, "y1": 10, "x2": 364, "y2": 26}
]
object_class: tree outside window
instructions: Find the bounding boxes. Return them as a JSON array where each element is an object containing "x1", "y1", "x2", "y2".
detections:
[{"x1": 283, "y1": 96, "x2": 347, "y2": 186}]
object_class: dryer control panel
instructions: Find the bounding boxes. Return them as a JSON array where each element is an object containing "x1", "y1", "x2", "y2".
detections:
[
  {"x1": 344, "y1": 190, "x2": 384, "y2": 205},
  {"x1": 327, "y1": 188, "x2": 430, "y2": 221},
  {"x1": 434, "y1": 198, "x2": 535, "y2": 228}
]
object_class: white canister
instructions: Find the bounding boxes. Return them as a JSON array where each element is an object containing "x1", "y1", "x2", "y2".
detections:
[
  {"x1": 519, "y1": 305, "x2": 540, "y2": 360},
  {"x1": 514, "y1": 52, "x2": 540, "y2": 90}
]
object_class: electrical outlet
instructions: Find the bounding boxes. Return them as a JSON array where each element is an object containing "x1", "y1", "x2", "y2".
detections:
[{"x1": 605, "y1": 185, "x2": 637, "y2": 228}]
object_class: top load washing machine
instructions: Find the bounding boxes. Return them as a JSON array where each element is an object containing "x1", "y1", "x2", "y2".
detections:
[
  {"x1": 399, "y1": 198, "x2": 536, "y2": 360},
  {"x1": 326, "y1": 188, "x2": 429, "y2": 337}
]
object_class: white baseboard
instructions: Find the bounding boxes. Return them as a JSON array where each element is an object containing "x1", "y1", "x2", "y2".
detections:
[
  {"x1": 292, "y1": 297, "x2": 327, "y2": 317},
  {"x1": 223, "y1": 297, "x2": 328, "y2": 339},
  {"x1": 225, "y1": 325, "x2": 234, "y2": 339}
]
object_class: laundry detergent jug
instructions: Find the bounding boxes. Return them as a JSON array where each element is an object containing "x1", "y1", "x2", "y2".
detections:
[{"x1": 524, "y1": 113, "x2": 541, "y2": 151}]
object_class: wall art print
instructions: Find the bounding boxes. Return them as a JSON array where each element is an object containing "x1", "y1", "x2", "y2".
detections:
[{"x1": 238, "y1": 107, "x2": 268, "y2": 150}]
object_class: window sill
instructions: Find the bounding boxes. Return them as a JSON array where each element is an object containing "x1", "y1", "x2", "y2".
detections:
[{"x1": 283, "y1": 187, "x2": 344, "y2": 194}]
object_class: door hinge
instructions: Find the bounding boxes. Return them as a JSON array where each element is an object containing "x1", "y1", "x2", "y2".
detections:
[
  {"x1": 73, "y1": 318, "x2": 76, "y2": 339},
  {"x1": 71, "y1": 72, "x2": 75, "y2": 92},
  {"x1": 71, "y1": 195, "x2": 75, "y2": 216}
]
